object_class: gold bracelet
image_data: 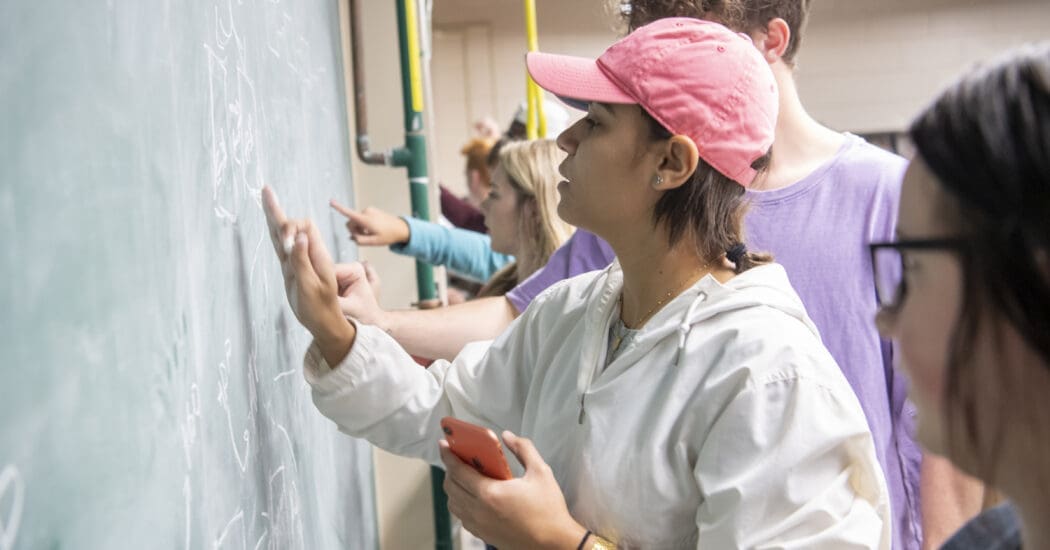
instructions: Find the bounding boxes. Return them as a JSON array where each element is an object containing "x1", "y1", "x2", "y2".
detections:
[{"x1": 590, "y1": 535, "x2": 615, "y2": 550}]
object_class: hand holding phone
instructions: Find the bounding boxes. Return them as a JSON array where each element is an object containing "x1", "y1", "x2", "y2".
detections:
[{"x1": 440, "y1": 417, "x2": 513, "y2": 480}]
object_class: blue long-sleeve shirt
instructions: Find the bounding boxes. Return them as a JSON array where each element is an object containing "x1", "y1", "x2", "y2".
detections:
[{"x1": 389, "y1": 216, "x2": 513, "y2": 283}]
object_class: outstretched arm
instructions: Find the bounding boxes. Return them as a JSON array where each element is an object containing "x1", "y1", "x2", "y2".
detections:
[
  {"x1": 392, "y1": 216, "x2": 512, "y2": 282},
  {"x1": 337, "y1": 230, "x2": 613, "y2": 361},
  {"x1": 329, "y1": 199, "x2": 412, "y2": 247},
  {"x1": 330, "y1": 199, "x2": 512, "y2": 283},
  {"x1": 346, "y1": 290, "x2": 520, "y2": 362}
]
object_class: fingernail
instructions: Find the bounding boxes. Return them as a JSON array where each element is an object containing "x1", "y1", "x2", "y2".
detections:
[
  {"x1": 295, "y1": 232, "x2": 307, "y2": 245},
  {"x1": 282, "y1": 235, "x2": 294, "y2": 255}
]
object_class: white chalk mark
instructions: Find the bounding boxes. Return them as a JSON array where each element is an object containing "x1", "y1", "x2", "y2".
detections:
[
  {"x1": 269, "y1": 465, "x2": 285, "y2": 486},
  {"x1": 213, "y1": 509, "x2": 245, "y2": 550},
  {"x1": 0, "y1": 464, "x2": 25, "y2": 550},
  {"x1": 183, "y1": 475, "x2": 192, "y2": 550},
  {"x1": 179, "y1": 382, "x2": 201, "y2": 469},
  {"x1": 205, "y1": 43, "x2": 231, "y2": 213},
  {"x1": 290, "y1": 479, "x2": 305, "y2": 548},
  {"x1": 272, "y1": 369, "x2": 296, "y2": 382},
  {"x1": 275, "y1": 424, "x2": 300, "y2": 476},
  {"x1": 265, "y1": 463, "x2": 303, "y2": 547},
  {"x1": 206, "y1": 0, "x2": 266, "y2": 224},
  {"x1": 215, "y1": 205, "x2": 237, "y2": 224},
  {"x1": 189, "y1": 382, "x2": 201, "y2": 415},
  {"x1": 248, "y1": 232, "x2": 265, "y2": 294},
  {"x1": 217, "y1": 340, "x2": 250, "y2": 473},
  {"x1": 233, "y1": 66, "x2": 263, "y2": 199},
  {"x1": 214, "y1": 2, "x2": 235, "y2": 51}
]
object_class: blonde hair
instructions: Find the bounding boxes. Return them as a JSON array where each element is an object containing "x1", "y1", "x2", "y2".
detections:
[{"x1": 478, "y1": 139, "x2": 574, "y2": 297}]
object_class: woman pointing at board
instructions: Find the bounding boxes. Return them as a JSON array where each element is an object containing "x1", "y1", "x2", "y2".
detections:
[{"x1": 262, "y1": 19, "x2": 890, "y2": 548}]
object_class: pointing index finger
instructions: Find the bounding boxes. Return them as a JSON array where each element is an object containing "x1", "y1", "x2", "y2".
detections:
[
  {"x1": 262, "y1": 186, "x2": 294, "y2": 256},
  {"x1": 329, "y1": 199, "x2": 362, "y2": 222}
]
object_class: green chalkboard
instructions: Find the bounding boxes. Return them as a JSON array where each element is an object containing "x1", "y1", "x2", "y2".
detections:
[{"x1": 0, "y1": 1, "x2": 376, "y2": 548}]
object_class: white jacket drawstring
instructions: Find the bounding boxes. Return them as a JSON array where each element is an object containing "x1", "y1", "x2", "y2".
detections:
[{"x1": 673, "y1": 291, "x2": 708, "y2": 367}]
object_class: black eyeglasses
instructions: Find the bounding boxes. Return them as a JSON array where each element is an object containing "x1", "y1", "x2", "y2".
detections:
[{"x1": 869, "y1": 238, "x2": 967, "y2": 311}]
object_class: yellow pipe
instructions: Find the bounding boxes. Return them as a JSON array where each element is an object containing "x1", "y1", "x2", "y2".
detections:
[
  {"x1": 524, "y1": 0, "x2": 545, "y2": 138},
  {"x1": 405, "y1": 0, "x2": 425, "y2": 113}
]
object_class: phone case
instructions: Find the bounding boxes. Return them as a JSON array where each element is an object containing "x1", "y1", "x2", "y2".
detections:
[{"x1": 440, "y1": 417, "x2": 513, "y2": 480}]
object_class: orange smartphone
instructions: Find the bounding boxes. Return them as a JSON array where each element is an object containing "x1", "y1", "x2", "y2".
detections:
[{"x1": 440, "y1": 417, "x2": 513, "y2": 480}]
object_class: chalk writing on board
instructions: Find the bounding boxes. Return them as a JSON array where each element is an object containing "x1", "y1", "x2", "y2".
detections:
[
  {"x1": 267, "y1": 12, "x2": 292, "y2": 60},
  {"x1": 248, "y1": 232, "x2": 267, "y2": 300},
  {"x1": 0, "y1": 464, "x2": 24, "y2": 550},
  {"x1": 217, "y1": 339, "x2": 251, "y2": 473},
  {"x1": 183, "y1": 475, "x2": 192, "y2": 550},
  {"x1": 205, "y1": 0, "x2": 264, "y2": 225},
  {"x1": 179, "y1": 382, "x2": 201, "y2": 470},
  {"x1": 213, "y1": 508, "x2": 245, "y2": 549},
  {"x1": 2, "y1": 0, "x2": 370, "y2": 546}
]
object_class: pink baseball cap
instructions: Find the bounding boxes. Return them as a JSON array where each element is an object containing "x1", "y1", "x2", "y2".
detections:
[{"x1": 526, "y1": 18, "x2": 778, "y2": 187}]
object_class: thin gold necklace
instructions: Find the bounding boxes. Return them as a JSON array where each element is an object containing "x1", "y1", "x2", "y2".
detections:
[{"x1": 611, "y1": 266, "x2": 708, "y2": 354}]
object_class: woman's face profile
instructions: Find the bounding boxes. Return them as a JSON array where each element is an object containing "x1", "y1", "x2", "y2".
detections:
[
  {"x1": 877, "y1": 158, "x2": 963, "y2": 458},
  {"x1": 879, "y1": 157, "x2": 1050, "y2": 477},
  {"x1": 554, "y1": 102, "x2": 661, "y2": 238},
  {"x1": 481, "y1": 166, "x2": 522, "y2": 256}
]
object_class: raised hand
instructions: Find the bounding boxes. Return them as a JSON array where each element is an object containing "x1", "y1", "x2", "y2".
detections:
[
  {"x1": 439, "y1": 431, "x2": 587, "y2": 550},
  {"x1": 332, "y1": 261, "x2": 385, "y2": 326},
  {"x1": 330, "y1": 200, "x2": 411, "y2": 246},
  {"x1": 262, "y1": 186, "x2": 355, "y2": 366}
]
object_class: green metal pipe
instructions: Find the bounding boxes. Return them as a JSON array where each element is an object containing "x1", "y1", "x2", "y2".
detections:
[
  {"x1": 392, "y1": 0, "x2": 436, "y2": 304},
  {"x1": 393, "y1": 2, "x2": 449, "y2": 549}
]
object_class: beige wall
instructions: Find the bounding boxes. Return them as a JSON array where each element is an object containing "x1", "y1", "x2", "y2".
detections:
[
  {"x1": 430, "y1": 0, "x2": 617, "y2": 195},
  {"x1": 343, "y1": 1, "x2": 1050, "y2": 548},
  {"x1": 799, "y1": 0, "x2": 1050, "y2": 133}
]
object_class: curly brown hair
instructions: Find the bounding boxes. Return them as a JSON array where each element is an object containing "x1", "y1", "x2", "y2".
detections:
[{"x1": 614, "y1": 0, "x2": 812, "y2": 65}]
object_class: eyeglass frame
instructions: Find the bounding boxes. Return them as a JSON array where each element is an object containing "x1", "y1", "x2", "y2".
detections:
[{"x1": 869, "y1": 238, "x2": 969, "y2": 312}]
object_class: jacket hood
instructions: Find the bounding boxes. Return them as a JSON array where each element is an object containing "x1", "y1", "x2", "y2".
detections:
[{"x1": 587, "y1": 261, "x2": 823, "y2": 364}]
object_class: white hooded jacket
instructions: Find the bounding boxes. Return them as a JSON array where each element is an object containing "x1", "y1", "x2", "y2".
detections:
[{"x1": 304, "y1": 262, "x2": 891, "y2": 549}]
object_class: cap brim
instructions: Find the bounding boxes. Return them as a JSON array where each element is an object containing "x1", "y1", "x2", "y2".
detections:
[{"x1": 526, "y1": 52, "x2": 636, "y2": 112}]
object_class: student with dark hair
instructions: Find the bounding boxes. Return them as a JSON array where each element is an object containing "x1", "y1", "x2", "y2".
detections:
[
  {"x1": 873, "y1": 43, "x2": 1050, "y2": 550},
  {"x1": 339, "y1": 2, "x2": 941, "y2": 547},
  {"x1": 625, "y1": 1, "x2": 940, "y2": 548},
  {"x1": 264, "y1": 19, "x2": 890, "y2": 549}
]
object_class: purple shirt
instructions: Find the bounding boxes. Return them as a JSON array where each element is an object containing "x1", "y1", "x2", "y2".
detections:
[
  {"x1": 505, "y1": 134, "x2": 920, "y2": 550},
  {"x1": 745, "y1": 135, "x2": 919, "y2": 550},
  {"x1": 506, "y1": 230, "x2": 615, "y2": 312}
]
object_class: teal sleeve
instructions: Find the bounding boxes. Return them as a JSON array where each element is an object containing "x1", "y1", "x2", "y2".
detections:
[{"x1": 389, "y1": 216, "x2": 514, "y2": 282}]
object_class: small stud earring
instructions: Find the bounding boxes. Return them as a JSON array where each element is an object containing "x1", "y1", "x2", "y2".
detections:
[{"x1": 653, "y1": 174, "x2": 664, "y2": 187}]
